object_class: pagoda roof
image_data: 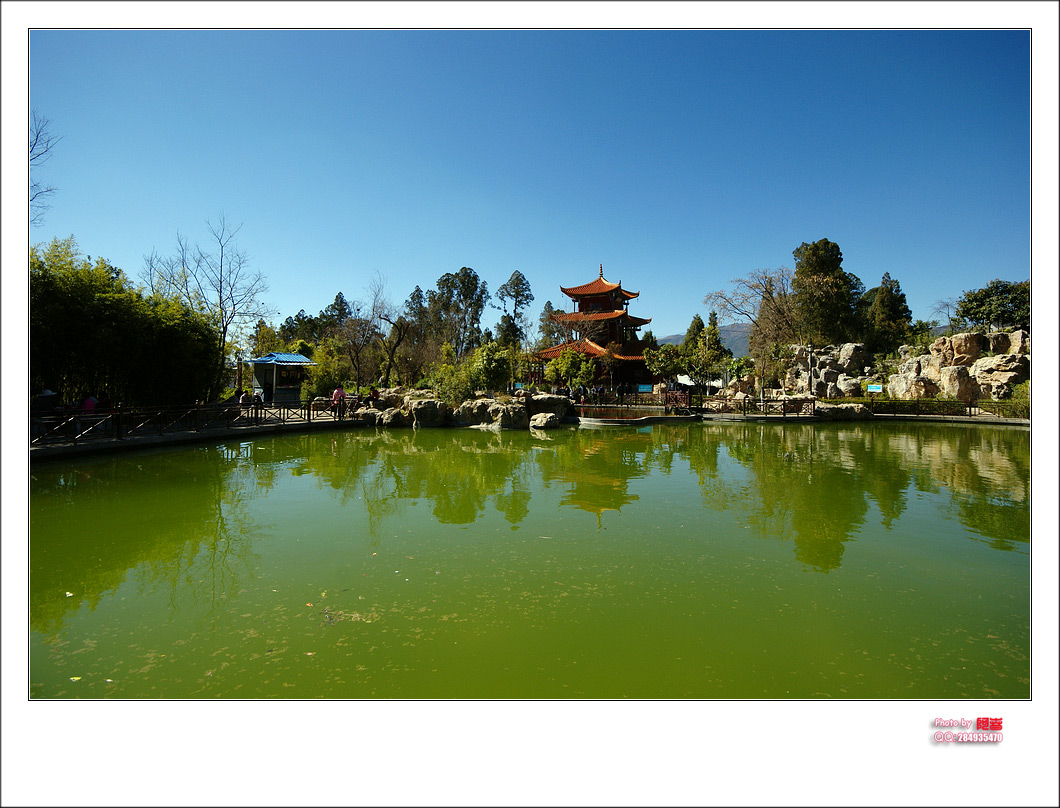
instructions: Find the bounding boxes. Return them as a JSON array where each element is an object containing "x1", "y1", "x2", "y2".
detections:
[
  {"x1": 534, "y1": 338, "x2": 645, "y2": 362},
  {"x1": 560, "y1": 265, "x2": 639, "y2": 300},
  {"x1": 549, "y1": 310, "x2": 652, "y2": 328}
]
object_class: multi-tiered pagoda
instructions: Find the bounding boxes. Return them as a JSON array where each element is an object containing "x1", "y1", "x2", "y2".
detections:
[{"x1": 535, "y1": 265, "x2": 653, "y2": 386}]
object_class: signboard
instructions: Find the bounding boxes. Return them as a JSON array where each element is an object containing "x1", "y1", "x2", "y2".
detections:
[
  {"x1": 638, "y1": 384, "x2": 653, "y2": 393},
  {"x1": 867, "y1": 384, "x2": 883, "y2": 393}
]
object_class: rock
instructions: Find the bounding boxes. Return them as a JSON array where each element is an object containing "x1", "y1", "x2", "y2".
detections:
[
  {"x1": 929, "y1": 336, "x2": 955, "y2": 365},
  {"x1": 837, "y1": 343, "x2": 869, "y2": 374},
  {"x1": 526, "y1": 393, "x2": 573, "y2": 419},
  {"x1": 888, "y1": 374, "x2": 939, "y2": 400},
  {"x1": 971, "y1": 353, "x2": 1029, "y2": 392},
  {"x1": 939, "y1": 365, "x2": 981, "y2": 402},
  {"x1": 815, "y1": 402, "x2": 872, "y2": 420},
  {"x1": 529, "y1": 412, "x2": 561, "y2": 429},
  {"x1": 378, "y1": 407, "x2": 408, "y2": 427},
  {"x1": 836, "y1": 375, "x2": 862, "y2": 397},
  {"x1": 950, "y1": 332, "x2": 987, "y2": 366},
  {"x1": 487, "y1": 401, "x2": 528, "y2": 429},
  {"x1": 453, "y1": 398, "x2": 493, "y2": 425},
  {"x1": 409, "y1": 398, "x2": 449, "y2": 427},
  {"x1": 988, "y1": 330, "x2": 1030, "y2": 355},
  {"x1": 357, "y1": 407, "x2": 381, "y2": 426}
]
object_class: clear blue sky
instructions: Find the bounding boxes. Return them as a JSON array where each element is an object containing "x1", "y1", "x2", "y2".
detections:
[{"x1": 22, "y1": 27, "x2": 1035, "y2": 340}]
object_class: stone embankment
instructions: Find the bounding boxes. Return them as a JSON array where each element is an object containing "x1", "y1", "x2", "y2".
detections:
[{"x1": 352, "y1": 388, "x2": 573, "y2": 431}]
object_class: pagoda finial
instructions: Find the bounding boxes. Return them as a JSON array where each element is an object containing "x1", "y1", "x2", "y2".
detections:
[{"x1": 599, "y1": 264, "x2": 604, "y2": 277}]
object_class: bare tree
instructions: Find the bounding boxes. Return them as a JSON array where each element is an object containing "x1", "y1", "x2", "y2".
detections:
[
  {"x1": 30, "y1": 112, "x2": 62, "y2": 226},
  {"x1": 142, "y1": 214, "x2": 271, "y2": 399},
  {"x1": 705, "y1": 266, "x2": 805, "y2": 389},
  {"x1": 368, "y1": 272, "x2": 414, "y2": 388}
]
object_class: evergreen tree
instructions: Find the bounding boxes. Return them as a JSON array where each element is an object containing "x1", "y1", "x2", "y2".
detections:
[
  {"x1": 792, "y1": 239, "x2": 864, "y2": 345},
  {"x1": 861, "y1": 273, "x2": 913, "y2": 356},
  {"x1": 681, "y1": 313, "x2": 705, "y2": 355}
]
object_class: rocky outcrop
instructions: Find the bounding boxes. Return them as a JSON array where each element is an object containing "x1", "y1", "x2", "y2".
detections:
[
  {"x1": 888, "y1": 331, "x2": 1030, "y2": 401},
  {"x1": 786, "y1": 342, "x2": 877, "y2": 399}
]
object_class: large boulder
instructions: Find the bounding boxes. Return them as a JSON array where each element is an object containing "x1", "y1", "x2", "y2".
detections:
[
  {"x1": 950, "y1": 332, "x2": 988, "y2": 366},
  {"x1": 837, "y1": 343, "x2": 870, "y2": 375},
  {"x1": 526, "y1": 393, "x2": 573, "y2": 419},
  {"x1": 888, "y1": 374, "x2": 940, "y2": 400},
  {"x1": 988, "y1": 330, "x2": 1030, "y2": 355},
  {"x1": 939, "y1": 365, "x2": 981, "y2": 402},
  {"x1": 487, "y1": 401, "x2": 529, "y2": 429},
  {"x1": 529, "y1": 412, "x2": 562, "y2": 429},
  {"x1": 453, "y1": 398, "x2": 493, "y2": 425},
  {"x1": 409, "y1": 398, "x2": 449, "y2": 427},
  {"x1": 928, "y1": 336, "x2": 955, "y2": 365},
  {"x1": 357, "y1": 407, "x2": 381, "y2": 426},
  {"x1": 836, "y1": 375, "x2": 862, "y2": 397},
  {"x1": 971, "y1": 354, "x2": 1029, "y2": 400},
  {"x1": 378, "y1": 407, "x2": 408, "y2": 427}
]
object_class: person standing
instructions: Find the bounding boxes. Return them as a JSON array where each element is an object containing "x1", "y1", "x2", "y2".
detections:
[{"x1": 331, "y1": 385, "x2": 348, "y2": 417}]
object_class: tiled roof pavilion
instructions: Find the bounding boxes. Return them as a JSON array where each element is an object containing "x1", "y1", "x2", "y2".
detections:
[{"x1": 535, "y1": 265, "x2": 653, "y2": 378}]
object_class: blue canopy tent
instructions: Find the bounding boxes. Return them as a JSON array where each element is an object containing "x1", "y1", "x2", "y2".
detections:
[{"x1": 247, "y1": 352, "x2": 316, "y2": 404}]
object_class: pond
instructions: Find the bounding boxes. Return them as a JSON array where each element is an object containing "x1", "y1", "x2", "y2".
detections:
[{"x1": 29, "y1": 420, "x2": 1030, "y2": 699}]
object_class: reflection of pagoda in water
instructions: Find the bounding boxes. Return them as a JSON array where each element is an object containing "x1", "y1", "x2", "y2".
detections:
[
  {"x1": 534, "y1": 265, "x2": 653, "y2": 386},
  {"x1": 536, "y1": 431, "x2": 652, "y2": 524}
]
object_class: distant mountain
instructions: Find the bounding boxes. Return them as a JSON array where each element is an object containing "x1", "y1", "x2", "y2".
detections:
[{"x1": 657, "y1": 323, "x2": 751, "y2": 357}]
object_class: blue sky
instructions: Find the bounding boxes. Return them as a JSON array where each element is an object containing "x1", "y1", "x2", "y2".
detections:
[{"x1": 19, "y1": 25, "x2": 1038, "y2": 340}]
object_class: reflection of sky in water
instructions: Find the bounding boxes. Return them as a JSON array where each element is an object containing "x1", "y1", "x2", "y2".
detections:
[{"x1": 30, "y1": 422, "x2": 1029, "y2": 698}]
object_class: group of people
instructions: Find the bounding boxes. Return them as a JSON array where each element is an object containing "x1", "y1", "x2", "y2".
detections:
[
  {"x1": 32, "y1": 389, "x2": 113, "y2": 413},
  {"x1": 238, "y1": 390, "x2": 264, "y2": 407}
]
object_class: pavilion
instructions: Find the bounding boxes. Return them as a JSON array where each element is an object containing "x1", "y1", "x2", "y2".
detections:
[
  {"x1": 534, "y1": 265, "x2": 653, "y2": 387},
  {"x1": 247, "y1": 352, "x2": 315, "y2": 404}
]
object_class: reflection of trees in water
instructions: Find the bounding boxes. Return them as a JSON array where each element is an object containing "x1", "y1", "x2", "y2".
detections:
[
  {"x1": 294, "y1": 429, "x2": 544, "y2": 534},
  {"x1": 638, "y1": 422, "x2": 1028, "y2": 571},
  {"x1": 535, "y1": 428, "x2": 653, "y2": 519},
  {"x1": 30, "y1": 444, "x2": 261, "y2": 635}
]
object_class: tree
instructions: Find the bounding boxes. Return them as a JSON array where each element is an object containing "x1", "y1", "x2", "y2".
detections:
[
  {"x1": 393, "y1": 285, "x2": 436, "y2": 386},
  {"x1": 544, "y1": 348, "x2": 595, "y2": 389},
  {"x1": 681, "y1": 314, "x2": 705, "y2": 356},
  {"x1": 932, "y1": 298, "x2": 959, "y2": 335},
  {"x1": 860, "y1": 272, "x2": 913, "y2": 356},
  {"x1": 278, "y1": 309, "x2": 320, "y2": 344},
  {"x1": 495, "y1": 270, "x2": 535, "y2": 345},
  {"x1": 318, "y1": 292, "x2": 353, "y2": 338},
  {"x1": 32, "y1": 236, "x2": 218, "y2": 404},
  {"x1": 428, "y1": 267, "x2": 489, "y2": 357},
  {"x1": 955, "y1": 279, "x2": 1030, "y2": 332},
  {"x1": 536, "y1": 300, "x2": 568, "y2": 349},
  {"x1": 686, "y1": 311, "x2": 733, "y2": 391},
  {"x1": 470, "y1": 341, "x2": 512, "y2": 394},
  {"x1": 643, "y1": 343, "x2": 684, "y2": 381},
  {"x1": 705, "y1": 266, "x2": 803, "y2": 375},
  {"x1": 30, "y1": 112, "x2": 62, "y2": 227},
  {"x1": 249, "y1": 318, "x2": 284, "y2": 357},
  {"x1": 494, "y1": 313, "x2": 523, "y2": 348},
  {"x1": 142, "y1": 214, "x2": 271, "y2": 400},
  {"x1": 337, "y1": 299, "x2": 382, "y2": 392},
  {"x1": 791, "y1": 239, "x2": 863, "y2": 345}
]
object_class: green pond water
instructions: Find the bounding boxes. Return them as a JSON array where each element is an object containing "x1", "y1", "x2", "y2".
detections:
[{"x1": 29, "y1": 421, "x2": 1030, "y2": 699}]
